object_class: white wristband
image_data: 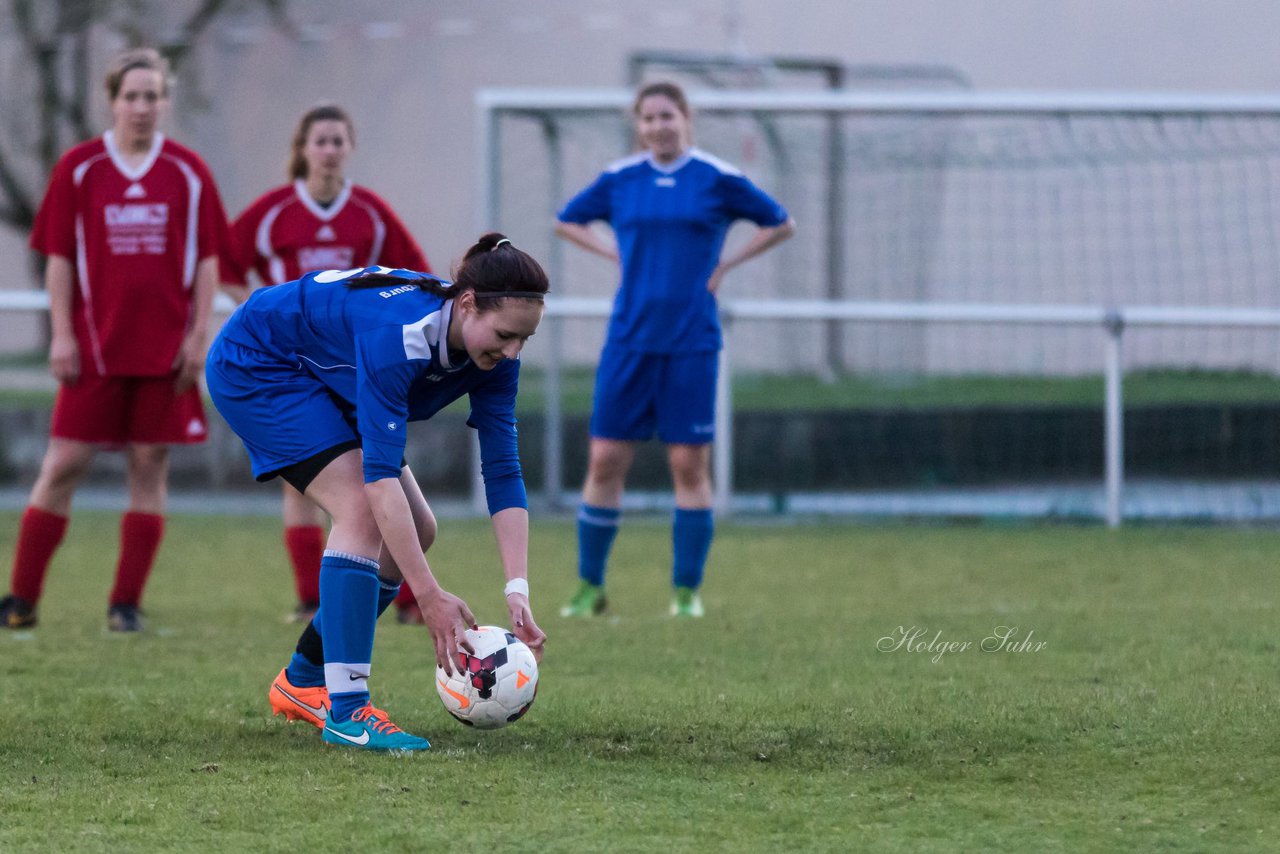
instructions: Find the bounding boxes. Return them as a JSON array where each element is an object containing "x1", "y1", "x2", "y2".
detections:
[{"x1": 504, "y1": 578, "x2": 529, "y2": 598}]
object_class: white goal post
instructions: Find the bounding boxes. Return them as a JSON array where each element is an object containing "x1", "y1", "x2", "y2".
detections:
[
  {"x1": 3, "y1": 89, "x2": 1279, "y2": 525},
  {"x1": 476, "y1": 87, "x2": 1280, "y2": 526}
]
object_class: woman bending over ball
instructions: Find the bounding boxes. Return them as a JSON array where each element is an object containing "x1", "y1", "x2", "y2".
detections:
[{"x1": 206, "y1": 233, "x2": 547, "y2": 752}]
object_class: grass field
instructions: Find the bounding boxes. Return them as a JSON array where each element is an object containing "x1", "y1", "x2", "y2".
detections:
[
  {"x1": 471, "y1": 367, "x2": 1280, "y2": 415},
  {"x1": 1, "y1": 512, "x2": 1278, "y2": 851},
  {"x1": 5, "y1": 365, "x2": 1280, "y2": 414}
]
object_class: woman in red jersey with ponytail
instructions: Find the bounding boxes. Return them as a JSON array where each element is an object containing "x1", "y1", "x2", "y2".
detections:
[{"x1": 223, "y1": 104, "x2": 432, "y2": 625}]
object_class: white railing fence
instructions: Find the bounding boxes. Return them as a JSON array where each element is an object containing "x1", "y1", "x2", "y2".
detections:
[
  {"x1": 538, "y1": 297, "x2": 1280, "y2": 528},
  {"x1": 2, "y1": 292, "x2": 1270, "y2": 528}
]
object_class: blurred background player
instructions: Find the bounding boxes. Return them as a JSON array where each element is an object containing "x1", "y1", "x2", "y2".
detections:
[
  {"x1": 222, "y1": 103, "x2": 431, "y2": 625},
  {"x1": 0, "y1": 47, "x2": 230, "y2": 633},
  {"x1": 555, "y1": 81, "x2": 795, "y2": 619},
  {"x1": 205, "y1": 234, "x2": 548, "y2": 752}
]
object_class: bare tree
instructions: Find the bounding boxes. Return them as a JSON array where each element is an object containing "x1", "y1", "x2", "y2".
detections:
[{"x1": 0, "y1": 0, "x2": 292, "y2": 236}]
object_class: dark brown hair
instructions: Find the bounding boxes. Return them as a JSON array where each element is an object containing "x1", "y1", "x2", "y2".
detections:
[
  {"x1": 288, "y1": 104, "x2": 356, "y2": 180},
  {"x1": 632, "y1": 80, "x2": 690, "y2": 119},
  {"x1": 105, "y1": 48, "x2": 170, "y2": 101},
  {"x1": 347, "y1": 233, "x2": 548, "y2": 311}
]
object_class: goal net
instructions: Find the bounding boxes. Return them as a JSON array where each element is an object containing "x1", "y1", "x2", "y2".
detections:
[{"x1": 480, "y1": 89, "x2": 1280, "y2": 521}]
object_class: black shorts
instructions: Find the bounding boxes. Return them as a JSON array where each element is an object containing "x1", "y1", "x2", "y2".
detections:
[{"x1": 268, "y1": 442, "x2": 410, "y2": 493}]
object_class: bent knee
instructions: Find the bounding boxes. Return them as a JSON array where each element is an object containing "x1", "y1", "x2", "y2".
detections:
[{"x1": 419, "y1": 514, "x2": 438, "y2": 551}]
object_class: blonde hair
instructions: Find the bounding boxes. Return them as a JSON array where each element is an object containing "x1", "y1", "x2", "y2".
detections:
[{"x1": 105, "y1": 48, "x2": 170, "y2": 100}]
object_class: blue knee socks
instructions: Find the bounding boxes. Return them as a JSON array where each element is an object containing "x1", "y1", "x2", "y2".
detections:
[
  {"x1": 672, "y1": 508, "x2": 714, "y2": 590},
  {"x1": 287, "y1": 572, "x2": 402, "y2": 692},
  {"x1": 314, "y1": 552, "x2": 380, "y2": 723},
  {"x1": 577, "y1": 503, "x2": 620, "y2": 586}
]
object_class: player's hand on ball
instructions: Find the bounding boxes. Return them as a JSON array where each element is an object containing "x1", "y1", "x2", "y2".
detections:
[
  {"x1": 506, "y1": 594, "x2": 545, "y2": 662},
  {"x1": 420, "y1": 589, "x2": 477, "y2": 676}
]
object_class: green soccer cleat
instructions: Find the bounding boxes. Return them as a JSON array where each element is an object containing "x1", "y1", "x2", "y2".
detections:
[
  {"x1": 322, "y1": 705, "x2": 430, "y2": 753},
  {"x1": 669, "y1": 587, "x2": 705, "y2": 618},
  {"x1": 559, "y1": 581, "x2": 607, "y2": 617}
]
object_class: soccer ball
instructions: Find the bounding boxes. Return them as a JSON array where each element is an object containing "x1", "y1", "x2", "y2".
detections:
[{"x1": 435, "y1": 625, "x2": 538, "y2": 729}]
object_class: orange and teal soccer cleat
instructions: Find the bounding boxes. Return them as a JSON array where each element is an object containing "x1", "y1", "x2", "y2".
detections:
[
  {"x1": 559, "y1": 581, "x2": 607, "y2": 617},
  {"x1": 269, "y1": 667, "x2": 330, "y2": 728},
  {"x1": 322, "y1": 705, "x2": 430, "y2": 753},
  {"x1": 670, "y1": 587, "x2": 705, "y2": 618}
]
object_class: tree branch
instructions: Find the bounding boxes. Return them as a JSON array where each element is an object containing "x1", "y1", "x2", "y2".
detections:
[{"x1": 165, "y1": 0, "x2": 230, "y2": 68}]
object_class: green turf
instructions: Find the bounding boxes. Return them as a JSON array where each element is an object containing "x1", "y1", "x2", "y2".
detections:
[
  {"x1": 3, "y1": 367, "x2": 1280, "y2": 414},
  {"x1": 1, "y1": 513, "x2": 1278, "y2": 851},
  {"x1": 503, "y1": 367, "x2": 1280, "y2": 415},
  {"x1": 0, "y1": 351, "x2": 46, "y2": 369}
]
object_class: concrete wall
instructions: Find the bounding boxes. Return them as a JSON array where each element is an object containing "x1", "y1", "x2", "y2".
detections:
[
  {"x1": 3, "y1": 0, "x2": 1279, "y2": 371},
  {"x1": 192, "y1": 0, "x2": 1280, "y2": 264}
]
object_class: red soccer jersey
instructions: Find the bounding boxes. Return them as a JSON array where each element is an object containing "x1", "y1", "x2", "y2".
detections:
[
  {"x1": 30, "y1": 131, "x2": 230, "y2": 377},
  {"x1": 225, "y1": 181, "x2": 429, "y2": 286}
]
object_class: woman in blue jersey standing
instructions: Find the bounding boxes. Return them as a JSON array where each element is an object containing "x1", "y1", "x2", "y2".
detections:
[
  {"x1": 206, "y1": 233, "x2": 548, "y2": 752},
  {"x1": 555, "y1": 81, "x2": 795, "y2": 619}
]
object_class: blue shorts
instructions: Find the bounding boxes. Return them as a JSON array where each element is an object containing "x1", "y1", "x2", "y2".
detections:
[
  {"x1": 206, "y1": 337, "x2": 358, "y2": 481},
  {"x1": 589, "y1": 345, "x2": 718, "y2": 445}
]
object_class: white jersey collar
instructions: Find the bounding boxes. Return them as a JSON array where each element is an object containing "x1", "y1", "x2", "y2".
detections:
[
  {"x1": 294, "y1": 178, "x2": 352, "y2": 222},
  {"x1": 104, "y1": 130, "x2": 164, "y2": 181},
  {"x1": 435, "y1": 298, "x2": 456, "y2": 370},
  {"x1": 646, "y1": 148, "x2": 693, "y2": 175},
  {"x1": 433, "y1": 298, "x2": 471, "y2": 371}
]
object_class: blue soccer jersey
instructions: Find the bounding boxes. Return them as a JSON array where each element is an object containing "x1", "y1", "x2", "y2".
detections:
[
  {"x1": 558, "y1": 148, "x2": 788, "y2": 353},
  {"x1": 212, "y1": 266, "x2": 526, "y2": 512}
]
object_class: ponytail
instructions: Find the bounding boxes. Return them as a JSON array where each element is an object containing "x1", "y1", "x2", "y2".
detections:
[
  {"x1": 343, "y1": 232, "x2": 549, "y2": 307},
  {"x1": 343, "y1": 270, "x2": 453, "y2": 296},
  {"x1": 454, "y1": 232, "x2": 550, "y2": 309}
]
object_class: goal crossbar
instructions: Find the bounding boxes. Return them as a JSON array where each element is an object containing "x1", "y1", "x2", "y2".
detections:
[{"x1": 477, "y1": 87, "x2": 1280, "y2": 116}]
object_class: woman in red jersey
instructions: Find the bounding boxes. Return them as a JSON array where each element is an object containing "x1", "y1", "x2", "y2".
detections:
[
  {"x1": 223, "y1": 104, "x2": 432, "y2": 625},
  {"x1": 0, "y1": 48, "x2": 231, "y2": 633}
]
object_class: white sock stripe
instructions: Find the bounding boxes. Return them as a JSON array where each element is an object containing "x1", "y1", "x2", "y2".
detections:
[
  {"x1": 378, "y1": 578, "x2": 401, "y2": 591},
  {"x1": 578, "y1": 509, "x2": 621, "y2": 528},
  {"x1": 325, "y1": 662, "x2": 371, "y2": 695},
  {"x1": 323, "y1": 550, "x2": 380, "y2": 571}
]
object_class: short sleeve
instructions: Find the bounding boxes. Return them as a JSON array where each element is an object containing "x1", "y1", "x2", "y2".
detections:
[
  {"x1": 30, "y1": 155, "x2": 77, "y2": 259},
  {"x1": 371, "y1": 195, "x2": 430, "y2": 274},
  {"x1": 223, "y1": 202, "x2": 265, "y2": 287},
  {"x1": 192, "y1": 157, "x2": 232, "y2": 264},
  {"x1": 717, "y1": 172, "x2": 789, "y2": 227},
  {"x1": 557, "y1": 171, "x2": 614, "y2": 224}
]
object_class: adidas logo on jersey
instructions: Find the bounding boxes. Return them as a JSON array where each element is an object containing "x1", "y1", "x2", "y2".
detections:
[
  {"x1": 315, "y1": 225, "x2": 337, "y2": 241},
  {"x1": 186, "y1": 417, "x2": 206, "y2": 437},
  {"x1": 124, "y1": 183, "x2": 146, "y2": 199}
]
